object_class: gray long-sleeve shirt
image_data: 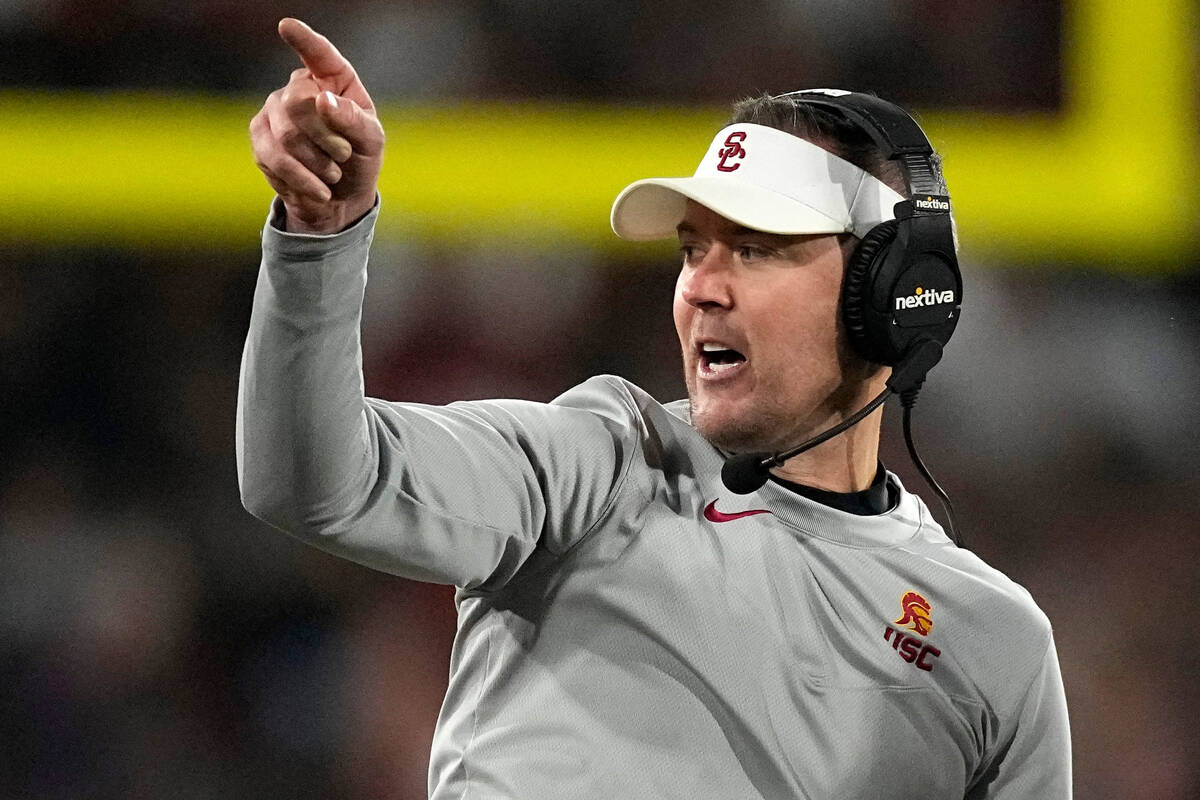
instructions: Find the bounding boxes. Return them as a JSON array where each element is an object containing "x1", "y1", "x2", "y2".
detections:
[{"x1": 237, "y1": 199, "x2": 1072, "y2": 799}]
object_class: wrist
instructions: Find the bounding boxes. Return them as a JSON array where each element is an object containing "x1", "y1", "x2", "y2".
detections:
[{"x1": 283, "y1": 196, "x2": 376, "y2": 234}]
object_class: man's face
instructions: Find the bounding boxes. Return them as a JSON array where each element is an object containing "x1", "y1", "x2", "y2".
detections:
[{"x1": 673, "y1": 200, "x2": 875, "y2": 453}]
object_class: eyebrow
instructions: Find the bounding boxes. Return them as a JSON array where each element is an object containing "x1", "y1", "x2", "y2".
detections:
[{"x1": 676, "y1": 222, "x2": 763, "y2": 237}]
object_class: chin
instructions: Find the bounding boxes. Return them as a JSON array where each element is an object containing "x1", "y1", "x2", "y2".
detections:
[{"x1": 690, "y1": 401, "x2": 779, "y2": 454}]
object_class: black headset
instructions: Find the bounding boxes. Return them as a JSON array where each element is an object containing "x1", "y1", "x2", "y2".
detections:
[
  {"x1": 723, "y1": 91, "x2": 966, "y2": 545},
  {"x1": 775, "y1": 89, "x2": 962, "y2": 369}
]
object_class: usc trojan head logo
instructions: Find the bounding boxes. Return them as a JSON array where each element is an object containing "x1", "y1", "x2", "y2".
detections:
[
  {"x1": 893, "y1": 591, "x2": 933, "y2": 636},
  {"x1": 716, "y1": 131, "x2": 748, "y2": 172}
]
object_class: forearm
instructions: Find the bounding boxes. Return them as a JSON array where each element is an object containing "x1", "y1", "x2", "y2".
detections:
[
  {"x1": 236, "y1": 197, "x2": 380, "y2": 531},
  {"x1": 235, "y1": 197, "x2": 633, "y2": 588}
]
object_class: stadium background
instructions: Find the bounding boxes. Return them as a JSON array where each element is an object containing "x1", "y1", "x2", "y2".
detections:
[{"x1": 1, "y1": 1, "x2": 1197, "y2": 797}]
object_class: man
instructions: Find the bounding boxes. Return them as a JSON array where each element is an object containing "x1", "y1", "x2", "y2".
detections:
[{"x1": 239, "y1": 18, "x2": 1071, "y2": 799}]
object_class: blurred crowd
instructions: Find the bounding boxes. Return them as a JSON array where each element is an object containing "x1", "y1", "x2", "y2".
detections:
[
  {"x1": 2, "y1": 1, "x2": 1198, "y2": 799},
  {"x1": 2, "y1": 0, "x2": 1060, "y2": 106}
]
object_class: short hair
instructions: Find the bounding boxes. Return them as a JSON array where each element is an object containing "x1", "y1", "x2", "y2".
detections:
[
  {"x1": 728, "y1": 93, "x2": 959, "y2": 252},
  {"x1": 727, "y1": 92, "x2": 909, "y2": 197}
]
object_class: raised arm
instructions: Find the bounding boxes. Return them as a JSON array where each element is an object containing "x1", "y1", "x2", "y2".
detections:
[{"x1": 237, "y1": 22, "x2": 635, "y2": 590}]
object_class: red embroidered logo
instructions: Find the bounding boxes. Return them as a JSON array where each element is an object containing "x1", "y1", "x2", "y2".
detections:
[
  {"x1": 883, "y1": 590, "x2": 941, "y2": 672},
  {"x1": 894, "y1": 591, "x2": 933, "y2": 636},
  {"x1": 716, "y1": 131, "x2": 748, "y2": 172},
  {"x1": 703, "y1": 499, "x2": 772, "y2": 523}
]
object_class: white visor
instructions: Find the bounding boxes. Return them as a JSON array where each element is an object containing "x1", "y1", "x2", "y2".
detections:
[{"x1": 611, "y1": 122, "x2": 905, "y2": 241}]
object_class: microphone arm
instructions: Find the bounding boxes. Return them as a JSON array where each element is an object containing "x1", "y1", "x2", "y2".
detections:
[
  {"x1": 720, "y1": 388, "x2": 892, "y2": 494},
  {"x1": 720, "y1": 339, "x2": 944, "y2": 496}
]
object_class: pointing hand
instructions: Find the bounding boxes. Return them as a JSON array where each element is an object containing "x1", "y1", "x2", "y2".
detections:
[{"x1": 250, "y1": 19, "x2": 385, "y2": 234}]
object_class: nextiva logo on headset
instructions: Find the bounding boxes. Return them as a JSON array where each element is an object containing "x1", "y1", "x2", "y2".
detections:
[
  {"x1": 894, "y1": 284, "x2": 957, "y2": 326},
  {"x1": 895, "y1": 287, "x2": 956, "y2": 311},
  {"x1": 913, "y1": 195, "x2": 951, "y2": 212}
]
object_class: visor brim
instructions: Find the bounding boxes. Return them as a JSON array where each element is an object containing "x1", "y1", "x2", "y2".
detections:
[{"x1": 610, "y1": 177, "x2": 849, "y2": 241}]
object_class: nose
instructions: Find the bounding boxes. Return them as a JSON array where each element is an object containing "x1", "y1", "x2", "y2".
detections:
[{"x1": 678, "y1": 245, "x2": 734, "y2": 309}]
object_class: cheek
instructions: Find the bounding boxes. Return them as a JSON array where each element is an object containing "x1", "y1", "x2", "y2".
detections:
[
  {"x1": 672, "y1": 283, "x2": 690, "y2": 342},
  {"x1": 757, "y1": 287, "x2": 842, "y2": 365}
]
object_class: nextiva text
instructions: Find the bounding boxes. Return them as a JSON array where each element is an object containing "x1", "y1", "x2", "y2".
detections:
[
  {"x1": 895, "y1": 288, "x2": 955, "y2": 310},
  {"x1": 914, "y1": 196, "x2": 951, "y2": 211}
]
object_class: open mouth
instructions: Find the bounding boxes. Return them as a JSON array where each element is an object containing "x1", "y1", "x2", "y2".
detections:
[{"x1": 698, "y1": 342, "x2": 747, "y2": 377}]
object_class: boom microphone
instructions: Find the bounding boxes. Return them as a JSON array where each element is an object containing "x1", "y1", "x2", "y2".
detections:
[{"x1": 720, "y1": 339, "x2": 943, "y2": 495}]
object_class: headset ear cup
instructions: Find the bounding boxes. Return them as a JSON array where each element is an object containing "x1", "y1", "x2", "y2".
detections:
[{"x1": 842, "y1": 220, "x2": 899, "y2": 365}]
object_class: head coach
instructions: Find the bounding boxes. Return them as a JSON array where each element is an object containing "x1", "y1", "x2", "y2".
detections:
[{"x1": 239, "y1": 18, "x2": 1071, "y2": 799}]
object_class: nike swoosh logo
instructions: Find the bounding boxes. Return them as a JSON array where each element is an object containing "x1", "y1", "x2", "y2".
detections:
[{"x1": 703, "y1": 500, "x2": 773, "y2": 523}]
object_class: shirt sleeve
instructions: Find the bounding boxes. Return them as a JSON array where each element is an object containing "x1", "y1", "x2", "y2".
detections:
[
  {"x1": 236, "y1": 199, "x2": 639, "y2": 590},
  {"x1": 967, "y1": 635, "x2": 1073, "y2": 799}
]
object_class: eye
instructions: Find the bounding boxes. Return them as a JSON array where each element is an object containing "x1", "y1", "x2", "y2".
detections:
[
  {"x1": 736, "y1": 244, "x2": 770, "y2": 261},
  {"x1": 678, "y1": 243, "x2": 701, "y2": 264}
]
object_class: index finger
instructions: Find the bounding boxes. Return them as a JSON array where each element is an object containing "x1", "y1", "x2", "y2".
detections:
[{"x1": 278, "y1": 18, "x2": 353, "y2": 82}]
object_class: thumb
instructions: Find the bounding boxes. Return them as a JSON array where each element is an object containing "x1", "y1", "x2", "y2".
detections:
[{"x1": 317, "y1": 90, "x2": 384, "y2": 157}]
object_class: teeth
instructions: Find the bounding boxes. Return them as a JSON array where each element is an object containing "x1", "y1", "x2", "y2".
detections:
[
  {"x1": 709, "y1": 361, "x2": 739, "y2": 373},
  {"x1": 701, "y1": 343, "x2": 730, "y2": 352}
]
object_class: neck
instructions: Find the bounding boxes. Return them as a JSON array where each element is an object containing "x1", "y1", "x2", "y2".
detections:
[{"x1": 768, "y1": 398, "x2": 885, "y2": 493}]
